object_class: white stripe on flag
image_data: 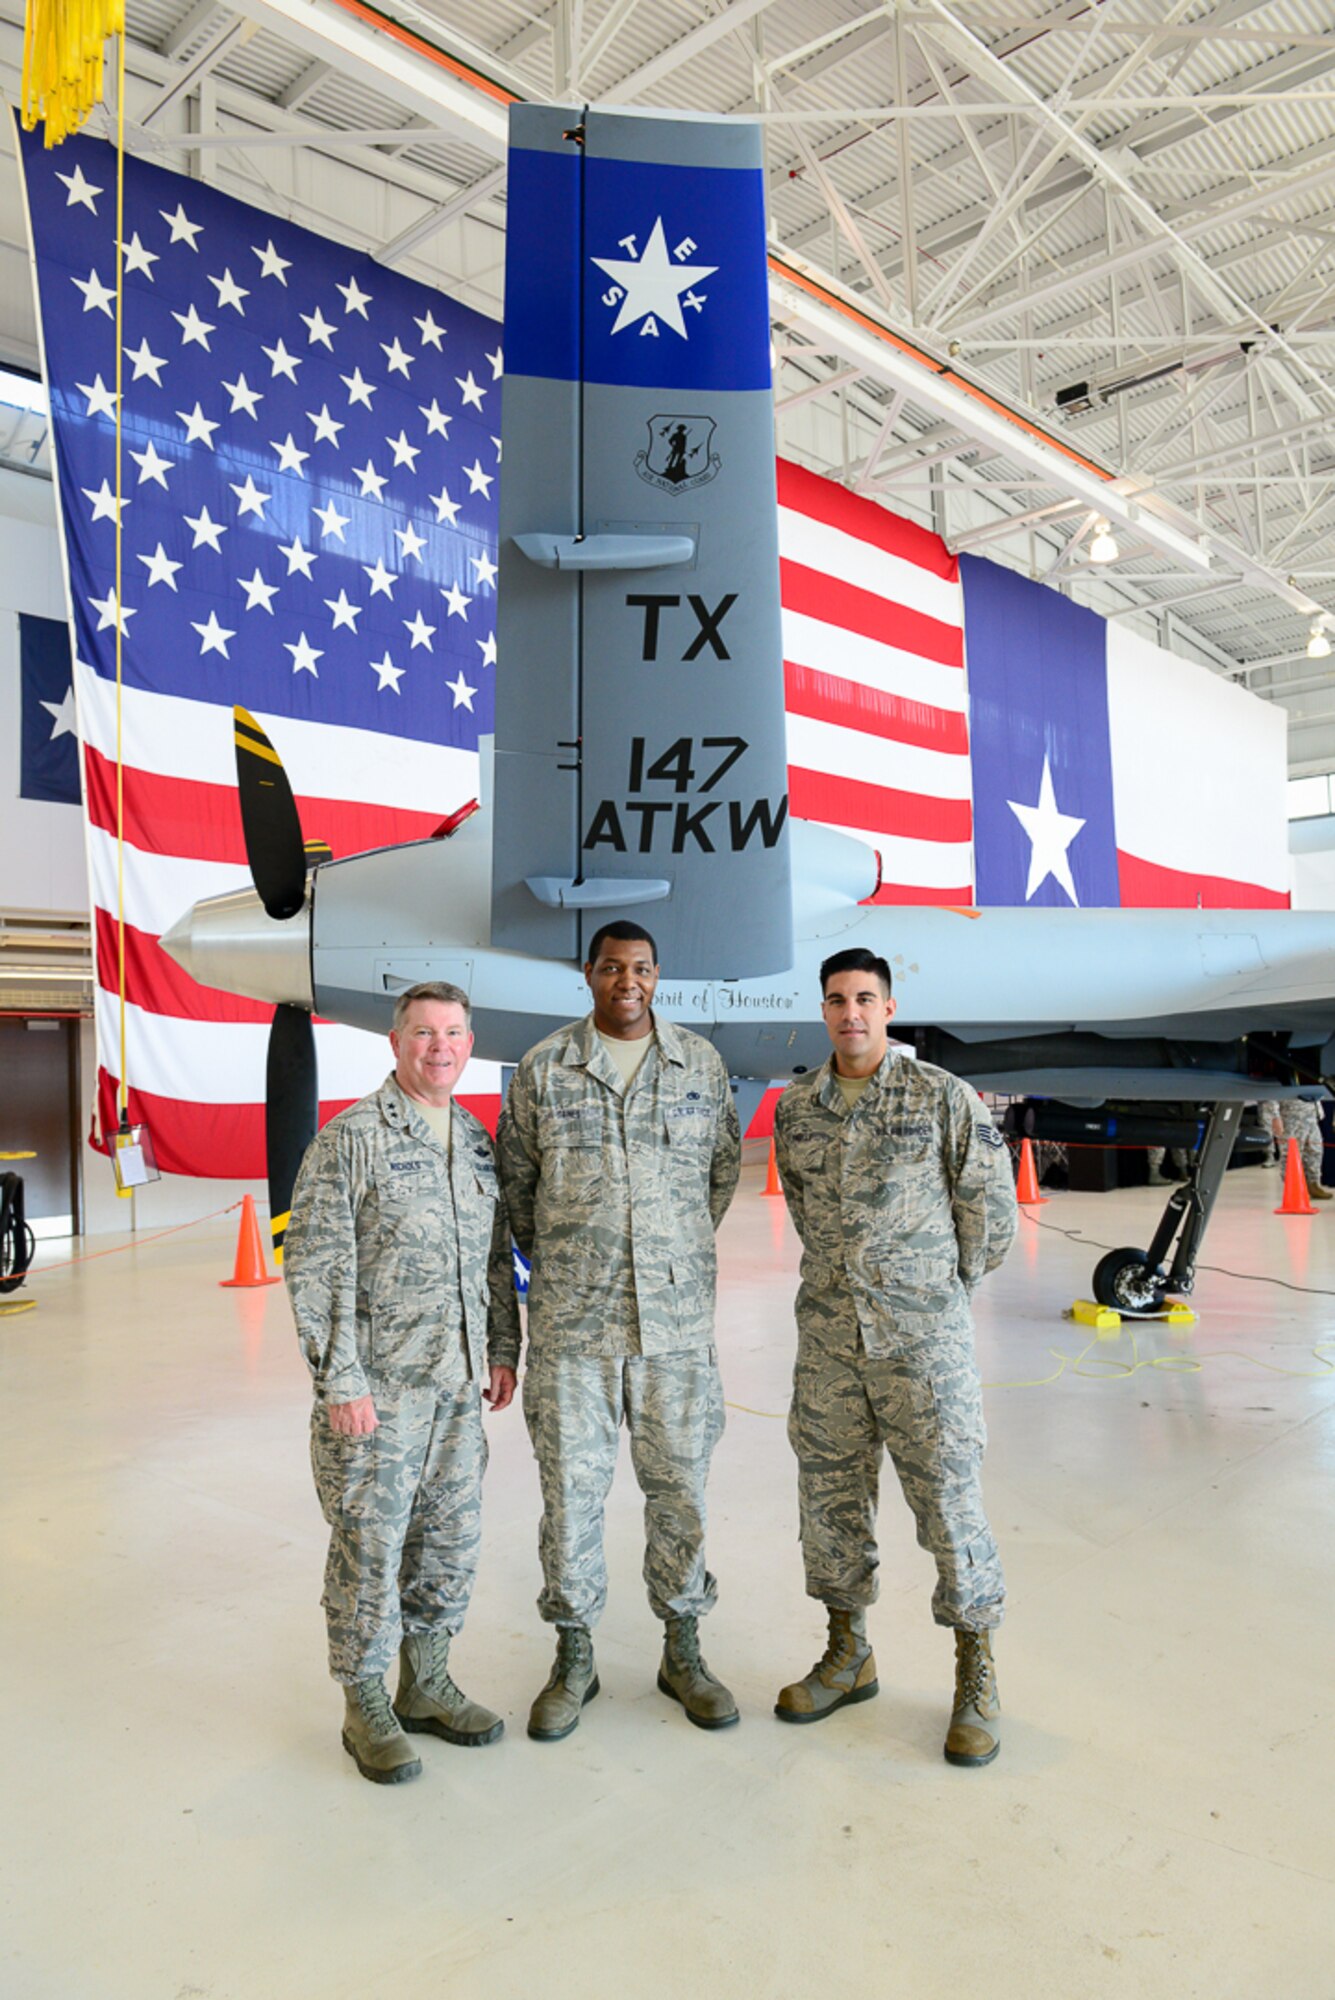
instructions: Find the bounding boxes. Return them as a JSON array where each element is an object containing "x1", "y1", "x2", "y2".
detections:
[
  {"x1": 1106, "y1": 625, "x2": 1289, "y2": 893},
  {"x1": 810, "y1": 820, "x2": 975, "y2": 891},
  {"x1": 781, "y1": 610, "x2": 968, "y2": 714},
  {"x1": 94, "y1": 990, "x2": 504, "y2": 1104},
  {"x1": 76, "y1": 658, "x2": 482, "y2": 811},
  {"x1": 778, "y1": 504, "x2": 962, "y2": 626},
  {"x1": 785, "y1": 713, "x2": 973, "y2": 800}
]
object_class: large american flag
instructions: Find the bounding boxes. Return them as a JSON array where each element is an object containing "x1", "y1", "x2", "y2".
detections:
[
  {"x1": 22, "y1": 128, "x2": 1287, "y2": 1178},
  {"x1": 20, "y1": 127, "x2": 502, "y2": 1173}
]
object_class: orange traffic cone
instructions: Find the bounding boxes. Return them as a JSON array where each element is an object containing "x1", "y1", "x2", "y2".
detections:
[
  {"x1": 1274, "y1": 1138, "x2": 1316, "y2": 1216},
  {"x1": 762, "y1": 1140, "x2": 783, "y2": 1197},
  {"x1": 220, "y1": 1194, "x2": 282, "y2": 1286},
  {"x1": 1015, "y1": 1137, "x2": 1047, "y2": 1206}
]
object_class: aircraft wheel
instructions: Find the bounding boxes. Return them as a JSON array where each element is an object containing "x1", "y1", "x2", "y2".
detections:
[{"x1": 1091, "y1": 1247, "x2": 1166, "y2": 1313}]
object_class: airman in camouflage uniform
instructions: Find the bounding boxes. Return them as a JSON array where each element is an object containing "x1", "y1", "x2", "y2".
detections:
[
  {"x1": 1279, "y1": 1096, "x2": 1330, "y2": 1198},
  {"x1": 773, "y1": 948, "x2": 1017, "y2": 1767},
  {"x1": 285, "y1": 983, "x2": 520, "y2": 1784},
  {"x1": 497, "y1": 921, "x2": 742, "y2": 1740}
]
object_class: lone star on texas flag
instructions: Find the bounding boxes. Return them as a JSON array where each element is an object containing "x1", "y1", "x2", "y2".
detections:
[{"x1": 1007, "y1": 755, "x2": 1087, "y2": 905}]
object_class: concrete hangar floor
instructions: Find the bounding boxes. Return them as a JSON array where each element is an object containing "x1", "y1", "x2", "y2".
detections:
[{"x1": 3, "y1": 1149, "x2": 1332, "y2": 2000}]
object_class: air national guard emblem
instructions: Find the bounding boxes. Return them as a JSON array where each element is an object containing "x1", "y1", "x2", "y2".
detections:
[{"x1": 635, "y1": 414, "x2": 721, "y2": 493}]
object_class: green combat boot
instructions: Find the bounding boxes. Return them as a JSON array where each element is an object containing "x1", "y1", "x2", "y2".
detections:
[
  {"x1": 341, "y1": 1677, "x2": 423, "y2": 1785},
  {"x1": 527, "y1": 1625, "x2": 599, "y2": 1742},
  {"x1": 394, "y1": 1630, "x2": 503, "y2": 1747},
  {"x1": 943, "y1": 1629, "x2": 1001, "y2": 1768},
  {"x1": 657, "y1": 1615, "x2": 739, "y2": 1730},
  {"x1": 775, "y1": 1607, "x2": 879, "y2": 1724}
]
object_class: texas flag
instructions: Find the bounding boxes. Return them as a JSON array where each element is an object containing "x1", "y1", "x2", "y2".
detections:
[{"x1": 962, "y1": 555, "x2": 1289, "y2": 911}]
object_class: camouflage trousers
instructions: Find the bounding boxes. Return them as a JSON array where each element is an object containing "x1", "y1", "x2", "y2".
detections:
[
  {"x1": 310, "y1": 1370, "x2": 485, "y2": 1684},
  {"x1": 523, "y1": 1346, "x2": 725, "y2": 1629},
  {"x1": 1279, "y1": 1099, "x2": 1324, "y2": 1185},
  {"x1": 789, "y1": 1322, "x2": 1004, "y2": 1632}
]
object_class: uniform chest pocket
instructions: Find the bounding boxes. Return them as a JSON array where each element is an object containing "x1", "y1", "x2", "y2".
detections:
[
  {"x1": 664, "y1": 1102, "x2": 712, "y2": 1150},
  {"x1": 374, "y1": 1159, "x2": 440, "y2": 1222},
  {"x1": 538, "y1": 1103, "x2": 605, "y2": 1199}
]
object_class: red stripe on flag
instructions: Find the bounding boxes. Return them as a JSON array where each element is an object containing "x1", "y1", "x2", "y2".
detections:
[
  {"x1": 83, "y1": 744, "x2": 451, "y2": 865},
  {"x1": 1116, "y1": 850, "x2": 1290, "y2": 911},
  {"x1": 781, "y1": 560, "x2": 963, "y2": 670},
  {"x1": 789, "y1": 768, "x2": 973, "y2": 844},
  {"x1": 778, "y1": 458, "x2": 959, "y2": 582},
  {"x1": 94, "y1": 908, "x2": 275, "y2": 1024},
  {"x1": 93, "y1": 1069, "x2": 502, "y2": 1176},
  {"x1": 784, "y1": 661, "x2": 969, "y2": 755}
]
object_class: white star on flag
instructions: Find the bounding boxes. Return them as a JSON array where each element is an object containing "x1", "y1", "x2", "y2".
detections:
[
  {"x1": 441, "y1": 582, "x2": 472, "y2": 619},
  {"x1": 313, "y1": 499, "x2": 349, "y2": 541},
  {"x1": 124, "y1": 338, "x2": 167, "y2": 385},
  {"x1": 57, "y1": 164, "x2": 101, "y2": 211},
  {"x1": 192, "y1": 610, "x2": 236, "y2": 657},
  {"x1": 415, "y1": 311, "x2": 445, "y2": 349},
  {"x1": 223, "y1": 374, "x2": 263, "y2": 418},
  {"x1": 174, "y1": 304, "x2": 215, "y2": 349},
  {"x1": 420, "y1": 400, "x2": 451, "y2": 438},
  {"x1": 337, "y1": 276, "x2": 372, "y2": 317},
  {"x1": 230, "y1": 475, "x2": 271, "y2": 519},
  {"x1": 403, "y1": 609, "x2": 435, "y2": 650},
  {"x1": 41, "y1": 686, "x2": 77, "y2": 738},
  {"x1": 342, "y1": 368, "x2": 375, "y2": 408},
  {"x1": 89, "y1": 586, "x2": 135, "y2": 633},
  {"x1": 464, "y1": 460, "x2": 493, "y2": 497},
  {"x1": 78, "y1": 375, "x2": 118, "y2": 419},
  {"x1": 160, "y1": 202, "x2": 202, "y2": 247},
  {"x1": 396, "y1": 522, "x2": 427, "y2": 562},
  {"x1": 371, "y1": 651, "x2": 404, "y2": 691},
  {"x1": 302, "y1": 306, "x2": 337, "y2": 349},
  {"x1": 446, "y1": 671, "x2": 476, "y2": 711},
  {"x1": 178, "y1": 403, "x2": 220, "y2": 448},
  {"x1": 121, "y1": 233, "x2": 159, "y2": 280},
  {"x1": 208, "y1": 269, "x2": 249, "y2": 312},
  {"x1": 264, "y1": 339, "x2": 301, "y2": 381},
  {"x1": 308, "y1": 405, "x2": 344, "y2": 446},
  {"x1": 591, "y1": 218, "x2": 717, "y2": 339},
  {"x1": 253, "y1": 240, "x2": 291, "y2": 284},
  {"x1": 82, "y1": 479, "x2": 129, "y2": 523},
  {"x1": 138, "y1": 543, "x2": 182, "y2": 589},
  {"x1": 470, "y1": 551, "x2": 498, "y2": 589},
  {"x1": 363, "y1": 559, "x2": 396, "y2": 598},
  {"x1": 477, "y1": 631, "x2": 497, "y2": 667},
  {"x1": 456, "y1": 371, "x2": 485, "y2": 411},
  {"x1": 285, "y1": 632, "x2": 323, "y2": 676},
  {"x1": 325, "y1": 590, "x2": 362, "y2": 632},
  {"x1": 239, "y1": 569, "x2": 279, "y2": 613},
  {"x1": 184, "y1": 505, "x2": 227, "y2": 551},
  {"x1": 74, "y1": 268, "x2": 115, "y2": 316},
  {"x1": 1007, "y1": 756, "x2": 1087, "y2": 905},
  {"x1": 129, "y1": 441, "x2": 174, "y2": 488}
]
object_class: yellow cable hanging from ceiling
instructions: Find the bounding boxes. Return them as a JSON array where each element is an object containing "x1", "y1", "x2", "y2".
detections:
[{"x1": 21, "y1": 0, "x2": 124, "y2": 146}]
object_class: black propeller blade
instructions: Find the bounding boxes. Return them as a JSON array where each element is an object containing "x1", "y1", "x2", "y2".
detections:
[
  {"x1": 234, "y1": 706, "x2": 308, "y2": 920},
  {"x1": 267, "y1": 1002, "x2": 318, "y2": 1266}
]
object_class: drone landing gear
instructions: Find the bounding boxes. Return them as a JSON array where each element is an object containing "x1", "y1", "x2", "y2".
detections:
[{"x1": 1090, "y1": 1100, "x2": 1241, "y2": 1312}]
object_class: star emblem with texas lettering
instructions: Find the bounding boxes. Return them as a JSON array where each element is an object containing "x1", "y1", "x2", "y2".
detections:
[{"x1": 591, "y1": 219, "x2": 717, "y2": 340}]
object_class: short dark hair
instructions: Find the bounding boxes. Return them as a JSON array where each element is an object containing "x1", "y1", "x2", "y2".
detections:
[
  {"x1": 585, "y1": 920, "x2": 659, "y2": 967},
  {"x1": 820, "y1": 947, "x2": 892, "y2": 999}
]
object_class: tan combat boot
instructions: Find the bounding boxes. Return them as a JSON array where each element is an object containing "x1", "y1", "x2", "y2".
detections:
[
  {"x1": 657, "y1": 1614, "x2": 739, "y2": 1730},
  {"x1": 943, "y1": 1629, "x2": 1001, "y2": 1767},
  {"x1": 1308, "y1": 1180, "x2": 1333, "y2": 1201},
  {"x1": 775, "y1": 1607, "x2": 878, "y2": 1724},
  {"x1": 342, "y1": 1676, "x2": 423, "y2": 1784},
  {"x1": 527, "y1": 1625, "x2": 599, "y2": 1741},
  {"x1": 394, "y1": 1629, "x2": 503, "y2": 1747}
]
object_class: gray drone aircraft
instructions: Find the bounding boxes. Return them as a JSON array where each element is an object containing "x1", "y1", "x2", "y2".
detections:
[{"x1": 162, "y1": 103, "x2": 1334, "y2": 1312}]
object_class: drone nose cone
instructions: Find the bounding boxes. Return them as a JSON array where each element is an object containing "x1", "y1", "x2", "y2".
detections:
[{"x1": 159, "y1": 884, "x2": 314, "y2": 1008}]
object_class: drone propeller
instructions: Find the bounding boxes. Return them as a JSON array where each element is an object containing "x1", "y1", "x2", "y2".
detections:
[
  {"x1": 233, "y1": 705, "x2": 319, "y2": 1262},
  {"x1": 235, "y1": 706, "x2": 307, "y2": 921}
]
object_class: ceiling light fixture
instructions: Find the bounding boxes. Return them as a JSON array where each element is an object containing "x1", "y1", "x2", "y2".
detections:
[
  {"x1": 1308, "y1": 620, "x2": 1331, "y2": 659},
  {"x1": 1089, "y1": 520, "x2": 1119, "y2": 564}
]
